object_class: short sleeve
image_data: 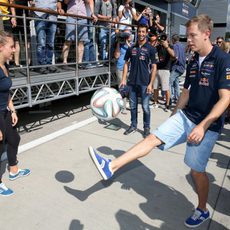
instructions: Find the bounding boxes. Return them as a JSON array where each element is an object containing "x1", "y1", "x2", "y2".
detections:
[
  {"x1": 124, "y1": 47, "x2": 132, "y2": 61},
  {"x1": 183, "y1": 65, "x2": 191, "y2": 89},
  {"x1": 118, "y1": 5, "x2": 124, "y2": 12},
  {"x1": 150, "y1": 46, "x2": 156, "y2": 64},
  {"x1": 218, "y1": 55, "x2": 230, "y2": 89}
]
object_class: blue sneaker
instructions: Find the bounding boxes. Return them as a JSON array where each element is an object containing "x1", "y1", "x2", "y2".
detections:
[
  {"x1": 88, "y1": 146, "x2": 113, "y2": 180},
  {"x1": 9, "y1": 168, "x2": 31, "y2": 181},
  {"x1": 184, "y1": 208, "x2": 210, "y2": 228},
  {"x1": 0, "y1": 183, "x2": 14, "y2": 196}
]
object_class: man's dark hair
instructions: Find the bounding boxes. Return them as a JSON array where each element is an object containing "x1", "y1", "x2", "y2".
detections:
[
  {"x1": 216, "y1": 36, "x2": 224, "y2": 41},
  {"x1": 172, "y1": 34, "x2": 180, "y2": 42},
  {"x1": 137, "y1": 24, "x2": 149, "y2": 32}
]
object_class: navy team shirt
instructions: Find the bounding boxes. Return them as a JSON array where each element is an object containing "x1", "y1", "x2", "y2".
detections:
[
  {"x1": 183, "y1": 45, "x2": 230, "y2": 133},
  {"x1": 0, "y1": 64, "x2": 12, "y2": 111},
  {"x1": 124, "y1": 42, "x2": 156, "y2": 86}
]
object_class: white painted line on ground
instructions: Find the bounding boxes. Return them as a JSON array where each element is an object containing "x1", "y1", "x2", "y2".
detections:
[{"x1": 0, "y1": 116, "x2": 97, "y2": 161}]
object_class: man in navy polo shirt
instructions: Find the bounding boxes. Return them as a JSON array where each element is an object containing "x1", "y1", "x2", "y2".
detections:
[
  {"x1": 120, "y1": 24, "x2": 157, "y2": 138},
  {"x1": 88, "y1": 15, "x2": 230, "y2": 228}
]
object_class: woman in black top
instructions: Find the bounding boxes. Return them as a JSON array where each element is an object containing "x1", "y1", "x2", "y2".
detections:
[{"x1": 0, "y1": 31, "x2": 30, "y2": 197}]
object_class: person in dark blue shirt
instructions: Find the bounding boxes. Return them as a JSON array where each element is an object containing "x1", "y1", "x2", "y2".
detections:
[
  {"x1": 0, "y1": 31, "x2": 30, "y2": 197},
  {"x1": 88, "y1": 15, "x2": 230, "y2": 228},
  {"x1": 120, "y1": 24, "x2": 157, "y2": 138}
]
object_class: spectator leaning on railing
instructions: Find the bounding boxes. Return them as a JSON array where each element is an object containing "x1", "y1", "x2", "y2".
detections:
[
  {"x1": 95, "y1": 0, "x2": 117, "y2": 62},
  {"x1": 61, "y1": 0, "x2": 95, "y2": 69},
  {"x1": 29, "y1": 0, "x2": 64, "y2": 74}
]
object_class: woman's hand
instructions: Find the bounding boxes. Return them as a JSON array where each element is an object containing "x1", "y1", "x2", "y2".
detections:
[{"x1": 11, "y1": 112, "x2": 18, "y2": 126}]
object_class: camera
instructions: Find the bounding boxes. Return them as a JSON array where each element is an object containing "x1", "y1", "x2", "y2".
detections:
[
  {"x1": 158, "y1": 33, "x2": 167, "y2": 41},
  {"x1": 153, "y1": 16, "x2": 157, "y2": 21},
  {"x1": 116, "y1": 32, "x2": 131, "y2": 44}
]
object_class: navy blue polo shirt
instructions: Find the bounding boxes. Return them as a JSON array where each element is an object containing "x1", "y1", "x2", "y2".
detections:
[
  {"x1": 0, "y1": 64, "x2": 12, "y2": 111},
  {"x1": 183, "y1": 45, "x2": 230, "y2": 133},
  {"x1": 124, "y1": 42, "x2": 156, "y2": 86}
]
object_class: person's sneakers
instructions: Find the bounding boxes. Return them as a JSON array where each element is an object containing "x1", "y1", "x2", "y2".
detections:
[
  {"x1": 38, "y1": 67, "x2": 49, "y2": 74},
  {"x1": 164, "y1": 105, "x2": 170, "y2": 112},
  {"x1": 88, "y1": 146, "x2": 113, "y2": 180},
  {"x1": 143, "y1": 128, "x2": 150, "y2": 138},
  {"x1": 48, "y1": 66, "x2": 60, "y2": 73},
  {"x1": 0, "y1": 183, "x2": 14, "y2": 196},
  {"x1": 124, "y1": 126, "x2": 137, "y2": 135},
  {"x1": 184, "y1": 208, "x2": 210, "y2": 228},
  {"x1": 153, "y1": 103, "x2": 159, "y2": 109},
  {"x1": 9, "y1": 168, "x2": 31, "y2": 181}
]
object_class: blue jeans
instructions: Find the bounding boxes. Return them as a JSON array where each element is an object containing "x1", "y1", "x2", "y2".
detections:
[
  {"x1": 83, "y1": 23, "x2": 96, "y2": 62},
  {"x1": 35, "y1": 19, "x2": 57, "y2": 65},
  {"x1": 169, "y1": 70, "x2": 182, "y2": 100},
  {"x1": 99, "y1": 28, "x2": 116, "y2": 60},
  {"x1": 129, "y1": 85, "x2": 151, "y2": 129}
]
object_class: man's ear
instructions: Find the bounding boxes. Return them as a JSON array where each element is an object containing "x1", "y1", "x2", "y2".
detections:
[{"x1": 205, "y1": 30, "x2": 211, "y2": 39}]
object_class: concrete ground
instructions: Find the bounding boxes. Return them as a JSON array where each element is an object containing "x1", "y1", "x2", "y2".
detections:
[{"x1": 0, "y1": 102, "x2": 229, "y2": 230}]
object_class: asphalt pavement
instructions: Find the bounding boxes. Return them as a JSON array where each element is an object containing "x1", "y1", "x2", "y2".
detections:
[{"x1": 0, "y1": 100, "x2": 229, "y2": 230}]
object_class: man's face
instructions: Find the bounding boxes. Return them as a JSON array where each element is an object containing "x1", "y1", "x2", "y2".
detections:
[
  {"x1": 138, "y1": 27, "x2": 147, "y2": 42},
  {"x1": 186, "y1": 23, "x2": 210, "y2": 53}
]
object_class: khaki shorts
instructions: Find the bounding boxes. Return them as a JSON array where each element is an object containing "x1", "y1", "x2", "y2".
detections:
[{"x1": 154, "y1": 70, "x2": 170, "y2": 91}]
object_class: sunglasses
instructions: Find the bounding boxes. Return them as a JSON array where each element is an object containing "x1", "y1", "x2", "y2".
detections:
[{"x1": 217, "y1": 41, "x2": 223, "y2": 44}]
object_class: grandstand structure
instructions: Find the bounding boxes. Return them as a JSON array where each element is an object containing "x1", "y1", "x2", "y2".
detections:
[{"x1": 0, "y1": 2, "x2": 121, "y2": 109}]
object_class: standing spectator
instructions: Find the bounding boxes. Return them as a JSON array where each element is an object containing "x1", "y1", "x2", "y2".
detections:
[
  {"x1": 120, "y1": 24, "x2": 157, "y2": 138},
  {"x1": 82, "y1": 0, "x2": 97, "y2": 68},
  {"x1": 12, "y1": 0, "x2": 30, "y2": 67},
  {"x1": 136, "y1": 6, "x2": 153, "y2": 27},
  {"x1": 88, "y1": 14, "x2": 230, "y2": 228},
  {"x1": 114, "y1": 30, "x2": 132, "y2": 113},
  {"x1": 0, "y1": 0, "x2": 17, "y2": 32},
  {"x1": 216, "y1": 36, "x2": 224, "y2": 48},
  {"x1": 168, "y1": 34, "x2": 186, "y2": 103},
  {"x1": 0, "y1": 31, "x2": 30, "y2": 196},
  {"x1": 154, "y1": 34, "x2": 172, "y2": 112},
  {"x1": 151, "y1": 13, "x2": 164, "y2": 34},
  {"x1": 117, "y1": 0, "x2": 137, "y2": 31},
  {"x1": 62, "y1": 0, "x2": 94, "y2": 68},
  {"x1": 95, "y1": 0, "x2": 117, "y2": 61},
  {"x1": 31, "y1": 0, "x2": 64, "y2": 74}
]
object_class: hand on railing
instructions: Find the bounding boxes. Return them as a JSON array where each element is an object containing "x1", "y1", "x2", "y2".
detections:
[{"x1": 11, "y1": 17, "x2": 17, "y2": 28}]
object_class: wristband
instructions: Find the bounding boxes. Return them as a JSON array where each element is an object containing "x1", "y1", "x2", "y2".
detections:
[{"x1": 11, "y1": 110, "x2": 17, "y2": 114}]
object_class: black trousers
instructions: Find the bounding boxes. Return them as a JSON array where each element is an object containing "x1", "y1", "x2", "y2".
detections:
[{"x1": 0, "y1": 110, "x2": 20, "y2": 168}]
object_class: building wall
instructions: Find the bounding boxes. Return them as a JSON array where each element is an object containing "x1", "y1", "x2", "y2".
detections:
[{"x1": 197, "y1": 0, "x2": 229, "y2": 41}]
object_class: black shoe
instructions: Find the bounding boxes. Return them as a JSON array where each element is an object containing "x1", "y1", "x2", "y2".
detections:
[
  {"x1": 143, "y1": 128, "x2": 150, "y2": 138},
  {"x1": 124, "y1": 126, "x2": 137, "y2": 135},
  {"x1": 48, "y1": 66, "x2": 60, "y2": 73},
  {"x1": 38, "y1": 67, "x2": 49, "y2": 74},
  {"x1": 78, "y1": 64, "x2": 86, "y2": 69}
]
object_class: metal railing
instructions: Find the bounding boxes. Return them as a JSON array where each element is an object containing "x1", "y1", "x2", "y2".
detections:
[{"x1": 0, "y1": 2, "x2": 137, "y2": 109}]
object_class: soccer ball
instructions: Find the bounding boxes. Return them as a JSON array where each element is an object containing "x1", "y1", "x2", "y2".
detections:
[{"x1": 90, "y1": 87, "x2": 124, "y2": 121}]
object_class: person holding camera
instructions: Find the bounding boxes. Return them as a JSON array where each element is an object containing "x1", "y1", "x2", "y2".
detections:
[
  {"x1": 154, "y1": 33, "x2": 173, "y2": 112},
  {"x1": 136, "y1": 6, "x2": 153, "y2": 27},
  {"x1": 118, "y1": 0, "x2": 137, "y2": 31}
]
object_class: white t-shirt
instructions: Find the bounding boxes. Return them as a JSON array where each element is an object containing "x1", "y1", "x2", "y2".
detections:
[{"x1": 118, "y1": 5, "x2": 136, "y2": 30}]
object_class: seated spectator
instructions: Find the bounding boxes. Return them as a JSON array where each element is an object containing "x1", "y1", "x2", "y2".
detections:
[
  {"x1": 31, "y1": 0, "x2": 64, "y2": 74},
  {"x1": 136, "y1": 6, "x2": 153, "y2": 27},
  {"x1": 95, "y1": 0, "x2": 117, "y2": 61},
  {"x1": 117, "y1": 0, "x2": 137, "y2": 31},
  {"x1": 62, "y1": 0, "x2": 94, "y2": 68}
]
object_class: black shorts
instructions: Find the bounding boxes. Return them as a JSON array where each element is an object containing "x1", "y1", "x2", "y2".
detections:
[
  {"x1": 12, "y1": 18, "x2": 30, "y2": 42},
  {"x1": 3, "y1": 19, "x2": 12, "y2": 33}
]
